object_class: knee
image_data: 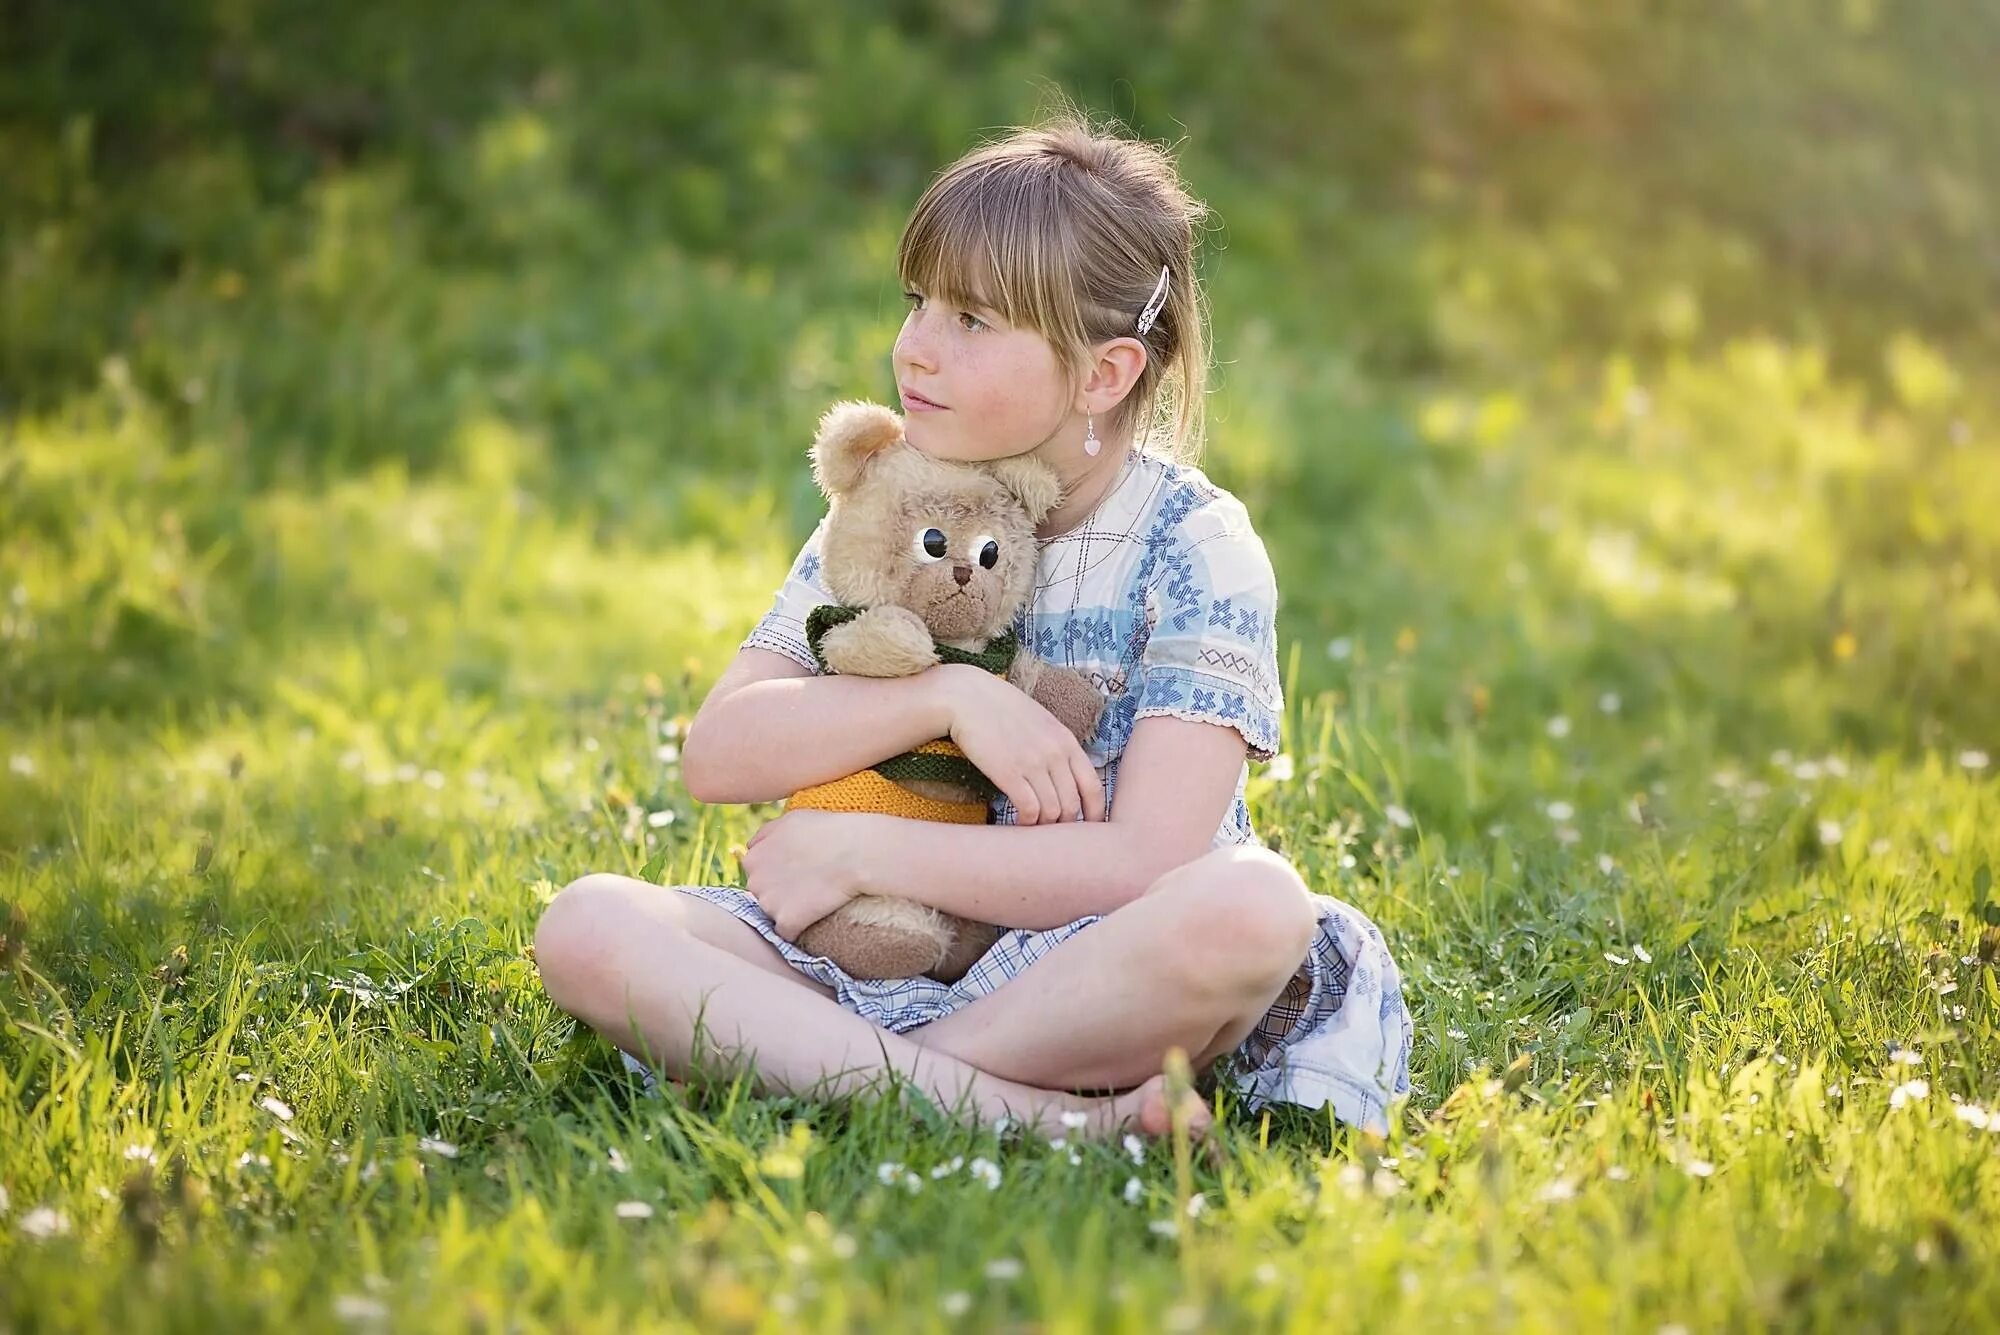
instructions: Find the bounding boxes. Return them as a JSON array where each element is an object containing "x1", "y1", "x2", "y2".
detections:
[
  {"x1": 1147, "y1": 847, "x2": 1316, "y2": 996},
  {"x1": 533, "y1": 873, "x2": 633, "y2": 1015}
]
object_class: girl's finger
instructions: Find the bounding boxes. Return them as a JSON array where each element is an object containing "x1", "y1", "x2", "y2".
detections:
[
  {"x1": 1070, "y1": 751, "x2": 1106, "y2": 822},
  {"x1": 1047, "y1": 760, "x2": 1084, "y2": 825},
  {"x1": 1024, "y1": 769, "x2": 1064, "y2": 827},
  {"x1": 1000, "y1": 773, "x2": 1041, "y2": 825}
]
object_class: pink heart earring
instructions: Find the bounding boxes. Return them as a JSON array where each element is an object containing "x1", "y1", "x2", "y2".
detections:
[{"x1": 1083, "y1": 412, "x2": 1100, "y2": 458}]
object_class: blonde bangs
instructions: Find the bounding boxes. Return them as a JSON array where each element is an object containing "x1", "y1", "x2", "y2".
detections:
[{"x1": 897, "y1": 159, "x2": 1092, "y2": 379}]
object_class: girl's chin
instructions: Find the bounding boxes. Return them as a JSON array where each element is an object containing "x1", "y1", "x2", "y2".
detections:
[
  {"x1": 903, "y1": 429, "x2": 973, "y2": 462},
  {"x1": 901, "y1": 425, "x2": 1027, "y2": 466}
]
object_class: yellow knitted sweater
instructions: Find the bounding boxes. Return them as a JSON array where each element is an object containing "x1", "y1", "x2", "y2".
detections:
[{"x1": 787, "y1": 605, "x2": 1014, "y2": 823}]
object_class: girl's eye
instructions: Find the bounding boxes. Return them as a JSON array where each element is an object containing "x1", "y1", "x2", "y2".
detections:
[
  {"x1": 913, "y1": 527, "x2": 949, "y2": 562},
  {"x1": 971, "y1": 536, "x2": 1000, "y2": 569},
  {"x1": 902, "y1": 290, "x2": 986, "y2": 332}
]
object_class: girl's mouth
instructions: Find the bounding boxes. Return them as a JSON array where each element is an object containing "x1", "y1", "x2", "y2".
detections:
[{"x1": 900, "y1": 385, "x2": 947, "y2": 412}]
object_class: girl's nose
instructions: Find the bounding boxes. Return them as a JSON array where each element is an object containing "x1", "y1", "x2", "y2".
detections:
[{"x1": 895, "y1": 312, "x2": 937, "y2": 373}]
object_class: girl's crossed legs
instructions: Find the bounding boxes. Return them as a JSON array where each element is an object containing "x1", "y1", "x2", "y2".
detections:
[{"x1": 533, "y1": 845, "x2": 1316, "y2": 1138}]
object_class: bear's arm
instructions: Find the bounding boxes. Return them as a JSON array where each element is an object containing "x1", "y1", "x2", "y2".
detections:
[
  {"x1": 1007, "y1": 652, "x2": 1105, "y2": 749},
  {"x1": 818, "y1": 605, "x2": 940, "y2": 678}
]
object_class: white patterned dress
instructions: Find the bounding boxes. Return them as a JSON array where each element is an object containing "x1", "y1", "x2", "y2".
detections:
[{"x1": 669, "y1": 446, "x2": 1414, "y2": 1131}]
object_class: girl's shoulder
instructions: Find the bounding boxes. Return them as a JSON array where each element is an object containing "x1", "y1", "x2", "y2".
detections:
[
  {"x1": 1051, "y1": 448, "x2": 1268, "y2": 557},
  {"x1": 1147, "y1": 455, "x2": 1266, "y2": 554},
  {"x1": 1056, "y1": 447, "x2": 1272, "y2": 587}
]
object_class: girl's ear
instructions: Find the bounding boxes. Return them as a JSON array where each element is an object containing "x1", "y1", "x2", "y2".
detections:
[
  {"x1": 986, "y1": 456, "x2": 1063, "y2": 524},
  {"x1": 810, "y1": 400, "x2": 906, "y2": 498}
]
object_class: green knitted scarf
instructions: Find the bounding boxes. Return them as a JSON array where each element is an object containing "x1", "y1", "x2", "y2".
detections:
[{"x1": 804, "y1": 603, "x2": 1016, "y2": 801}]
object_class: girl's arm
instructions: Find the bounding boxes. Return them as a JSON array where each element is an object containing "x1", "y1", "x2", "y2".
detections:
[
  {"x1": 802, "y1": 714, "x2": 1249, "y2": 929},
  {"x1": 680, "y1": 647, "x2": 959, "y2": 804},
  {"x1": 685, "y1": 648, "x2": 1101, "y2": 819}
]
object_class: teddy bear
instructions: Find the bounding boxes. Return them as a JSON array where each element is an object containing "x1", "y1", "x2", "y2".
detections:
[{"x1": 782, "y1": 399, "x2": 1105, "y2": 983}]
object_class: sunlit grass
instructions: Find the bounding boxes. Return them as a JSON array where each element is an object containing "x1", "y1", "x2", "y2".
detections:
[{"x1": 5, "y1": 3, "x2": 1999, "y2": 1328}]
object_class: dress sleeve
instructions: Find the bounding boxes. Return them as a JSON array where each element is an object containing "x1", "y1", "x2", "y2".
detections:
[
  {"x1": 1134, "y1": 501, "x2": 1284, "y2": 760},
  {"x1": 740, "y1": 516, "x2": 833, "y2": 673}
]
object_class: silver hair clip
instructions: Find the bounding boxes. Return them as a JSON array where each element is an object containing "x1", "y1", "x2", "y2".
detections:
[{"x1": 1135, "y1": 265, "x2": 1170, "y2": 336}]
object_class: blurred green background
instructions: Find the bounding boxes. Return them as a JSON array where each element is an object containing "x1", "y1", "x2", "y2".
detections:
[
  {"x1": 3, "y1": 1, "x2": 1999, "y2": 1326},
  {"x1": 2, "y1": 0, "x2": 1995, "y2": 756}
]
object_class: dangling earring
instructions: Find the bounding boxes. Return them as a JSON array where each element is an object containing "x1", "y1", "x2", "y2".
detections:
[{"x1": 1082, "y1": 412, "x2": 1101, "y2": 458}]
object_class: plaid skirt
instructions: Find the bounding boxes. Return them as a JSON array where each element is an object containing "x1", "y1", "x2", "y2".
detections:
[{"x1": 660, "y1": 879, "x2": 1413, "y2": 1132}]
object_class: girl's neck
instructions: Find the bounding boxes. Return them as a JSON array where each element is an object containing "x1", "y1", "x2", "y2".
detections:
[{"x1": 1034, "y1": 436, "x2": 1134, "y2": 541}]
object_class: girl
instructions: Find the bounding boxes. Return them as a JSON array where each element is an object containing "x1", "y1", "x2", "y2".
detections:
[{"x1": 535, "y1": 113, "x2": 1412, "y2": 1142}]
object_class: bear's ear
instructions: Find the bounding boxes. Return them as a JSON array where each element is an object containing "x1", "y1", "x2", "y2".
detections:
[
  {"x1": 985, "y1": 456, "x2": 1064, "y2": 525},
  {"x1": 809, "y1": 400, "x2": 906, "y2": 499}
]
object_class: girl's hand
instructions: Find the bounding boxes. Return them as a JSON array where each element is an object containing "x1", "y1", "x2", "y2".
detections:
[
  {"x1": 934, "y1": 663, "x2": 1106, "y2": 826},
  {"x1": 742, "y1": 809, "x2": 868, "y2": 939}
]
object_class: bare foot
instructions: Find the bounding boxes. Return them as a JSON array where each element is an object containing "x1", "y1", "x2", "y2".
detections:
[{"x1": 1106, "y1": 1073, "x2": 1213, "y2": 1141}]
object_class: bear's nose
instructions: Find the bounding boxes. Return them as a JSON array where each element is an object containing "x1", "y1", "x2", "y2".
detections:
[{"x1": 952, "y1": 563, "x2": 973, "y2": 587}]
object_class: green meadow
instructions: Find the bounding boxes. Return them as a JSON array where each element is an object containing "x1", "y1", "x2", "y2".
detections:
[{"x1": 3, "y1": 2, "x2": 1997, "y2": 1328}]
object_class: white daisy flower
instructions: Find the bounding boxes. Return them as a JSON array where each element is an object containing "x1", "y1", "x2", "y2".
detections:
[
  {"x1": 20, "y1": 1207, "x2": 69, "y2": 1239},
  {"x1": 333, "y1": 1295, "x2": 389, "y2": 1322}
]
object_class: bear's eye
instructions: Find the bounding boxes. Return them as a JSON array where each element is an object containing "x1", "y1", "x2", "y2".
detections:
[
  {"x1": 972, "y1": 536, "x2": 1000, "y2": 570},
  {"x1": 913, "y1": 527, "x2": 949, "y2": 562}
]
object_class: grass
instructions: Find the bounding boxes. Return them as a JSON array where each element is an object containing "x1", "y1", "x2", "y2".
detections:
[{"x1": 4, "y1": 2, "x2": 1999, "y2": 1328}]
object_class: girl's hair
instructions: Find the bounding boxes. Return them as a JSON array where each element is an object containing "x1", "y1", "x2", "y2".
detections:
[{"x1": 897, "y1": 106, "x2": 1215, "y2": 464}]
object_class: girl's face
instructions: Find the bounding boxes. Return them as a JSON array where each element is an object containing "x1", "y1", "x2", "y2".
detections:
[{"x1": 891, "y1": 286, "x2": 1075, "y2": 465}]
